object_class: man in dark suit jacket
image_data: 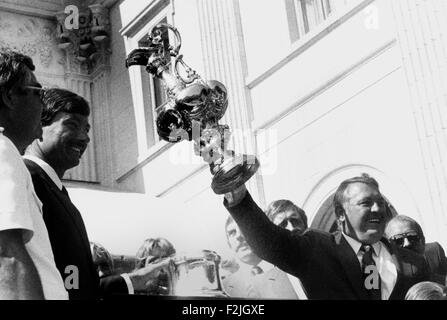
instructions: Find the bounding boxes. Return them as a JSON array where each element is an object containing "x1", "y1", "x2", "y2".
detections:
[
  {"x1": 386, "y1": 215, "x2": 447, "y2": 284},
  {"x1": 24, "y1": 88, "x2": 167, "y2": 299},
  {"x1": 425, "y1": 243, "x2": 447, "y2": 283},
  {"x1": 223, "y1": 174, "x2": 429, "y2": 300}
]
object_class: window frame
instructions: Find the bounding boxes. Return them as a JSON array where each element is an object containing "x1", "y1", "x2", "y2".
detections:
[
  {"x1": 285, "y1": 0, "x2": 351, "y2": 44},
  {"x1": 130, "y1": 4, "x2": 174, "y2": 152}
]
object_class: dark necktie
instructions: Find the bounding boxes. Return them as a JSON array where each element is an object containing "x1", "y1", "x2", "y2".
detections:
[
  {"x1": 61, "y1": 186, "x2": 69, "y2": 197},
  {"x1": 251, "y1": 265, "x2": 264, "y2": 276},
  {"x1": 360, "y1": 244, "x2": 382, "y2": 300}
]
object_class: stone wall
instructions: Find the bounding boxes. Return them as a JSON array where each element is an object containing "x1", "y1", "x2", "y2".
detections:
[{"x1": 0, "y1": 10, "x2": 66, "y2": 87}]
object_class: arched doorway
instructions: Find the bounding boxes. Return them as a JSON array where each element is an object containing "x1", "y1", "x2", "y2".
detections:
[
  {"x1": 310, "y1": 193, "x2": 398, "y2": 232},
  {"x1": 310, "y1": 194, "x2": 338, "y2": 233}
]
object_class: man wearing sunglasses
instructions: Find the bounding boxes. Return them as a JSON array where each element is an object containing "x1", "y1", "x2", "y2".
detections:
[
  {"x1": 0, "y1": 49, "x2": 67, "y2": 299},
  {"x1": 386, "y1": 215, "x2": 447, "y2": 284}
]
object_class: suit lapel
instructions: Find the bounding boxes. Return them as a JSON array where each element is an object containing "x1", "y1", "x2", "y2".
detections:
[
  {"x1": 334, "y1": 232, "x2": 369, "y2": 299},
  {"x1": 52, "y1": 185, "x2": 91, "y2": 247},
  {"x1": 26, "y1": 159, "x2": 92, "y2": 257}
]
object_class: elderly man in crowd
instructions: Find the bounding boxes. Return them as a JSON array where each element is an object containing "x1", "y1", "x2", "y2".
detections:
[
  {"x1": 0, "y1": 49, "x2": 67, "y2": 299},
  {"x1": 24, "y1": 88, "x2": 168, "y2": 299},
  {"x1": 386, "y1": 215, "x2": 447, "y2": 284},
  {"x1": 222, "y1": 173, "x2": 429, "y2": 299}
]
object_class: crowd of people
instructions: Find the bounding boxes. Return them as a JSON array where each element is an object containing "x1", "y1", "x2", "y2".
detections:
[
  {"x1": 89, "y1": 191, "x2": 447, "y2": 301},
  {"x1": 219, "y1": 177, "x2": 447, "y2": 300},
  {"x1": 1, "y1": 48, "x2": 446, "y2": 300}
]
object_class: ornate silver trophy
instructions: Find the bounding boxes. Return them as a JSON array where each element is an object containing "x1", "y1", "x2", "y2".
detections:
[
  {"x1": 139, "y1": 250, "x2": 228, "y2": 297},
  {"x1": 125, "y1": 23, "x2": 259, "y2": 194},
  {"x1": 167, "y1": 250, "x2": 228, "y2": 297}
]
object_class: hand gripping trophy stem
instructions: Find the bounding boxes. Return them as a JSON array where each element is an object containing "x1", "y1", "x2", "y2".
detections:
[{"x1": 125, "y1": 23, "x2": 259, "y2": 194}]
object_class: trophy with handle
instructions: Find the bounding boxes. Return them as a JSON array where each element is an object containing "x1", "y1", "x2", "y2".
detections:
[{"x1": 125, "y1": 23, "x2": 259, "y2": 194}]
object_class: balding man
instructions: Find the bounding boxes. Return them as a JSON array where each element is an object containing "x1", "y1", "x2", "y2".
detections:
[{"x1": 386, "y1": 215, "x2": 447, "y2": 284}]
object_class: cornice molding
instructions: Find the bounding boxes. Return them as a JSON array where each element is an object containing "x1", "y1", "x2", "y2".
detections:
[
  {"x1": 119, "y1": 0, "x2": 169, "y2": 37},
  {"x1": 0, "y1": 0, "x2": 62, "y2": 19},
  {"x1": 0, "y1": 0, "x2": 119, "y2": 19}
]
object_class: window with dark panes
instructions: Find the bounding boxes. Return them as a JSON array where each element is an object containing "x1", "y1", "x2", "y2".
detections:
[
  {"x1": 138, "y1": 17, "x2": 171, "y2": 148},
  {"x1": 286, "y1": 0, "x2": 353, "y2": 43}
]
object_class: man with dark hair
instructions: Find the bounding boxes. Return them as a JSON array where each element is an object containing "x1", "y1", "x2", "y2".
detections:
[
  {"x1": 221, "y1": 173, "x2": 429, "y2": 299},
  {"x1": 0, "y1": 50, "x2": 67, "y2": 299},
  {"x1": 386, "y1": 215, "x2": 447, "y2": 283},
  {"x1": 24, "y1": 88, "x2": 169, "y2": 299},
  {"x1": 222, "y1": 216, "x2": 300, "y2": 299},
  {"x1": 222, "y1": 216, "x2": 267, "y2": 298},
  {"x1": 221, "y1": 216, "x2": 261, "y2": 297},
  {"x1": 265, "y1": 199, "x2": 308, "y2": 298},
  {"x1": 266, "y1": 199, "x2": 308, "y2": 232}
]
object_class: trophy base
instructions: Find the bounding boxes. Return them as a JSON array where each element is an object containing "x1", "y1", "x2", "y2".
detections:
[{"x1": 211, "y1": 154, "x2": 259, "y2": 194}]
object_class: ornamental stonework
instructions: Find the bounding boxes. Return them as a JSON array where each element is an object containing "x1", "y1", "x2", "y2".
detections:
[{"x1": 0, "y1": 10, "x2": 65, "y2": 74}]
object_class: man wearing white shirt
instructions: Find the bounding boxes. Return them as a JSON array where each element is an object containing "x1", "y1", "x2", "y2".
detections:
[
  {"x1": 342, "y1": 231, "x2": 397, "y2": 299},
  {"x1": 222, "y1": 216, "x2": 299, "y2": 299},
  {"x1": 24, "y1": 88, "x2": 167, "y2": 299},
  {"x1": 0, "y1": 50, "x2": 67, "y2": 300}
]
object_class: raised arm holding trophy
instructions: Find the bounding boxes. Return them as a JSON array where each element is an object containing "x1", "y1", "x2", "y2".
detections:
[
  {"x1": 125, "y1": 22, "x2": 432, "y2": 302},
  {"x1": 125, "y1": 23, "x2": 258, "y2": 297}
]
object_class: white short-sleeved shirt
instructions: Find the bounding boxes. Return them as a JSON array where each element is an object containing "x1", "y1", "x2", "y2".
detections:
[{"x1": 0, "y1": 131, "x2": 68, "y2": 300}]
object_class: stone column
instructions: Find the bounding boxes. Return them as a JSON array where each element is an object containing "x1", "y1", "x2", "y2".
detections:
[
  {"x1": 55, "y1": 3, "x2": 114, "y2": 185},
  {"x1": 391, "y1": 0, "x2": 447, "y2": 238},
  {"x1": 196, "y1": 0, "x2": 265, "y2": 205},
  {"x1": 63, "y1": 72, "x2": 99, "y2": 182},
  {"x1": 91, "y1": 64, "x2": 114, "y2": 186}
]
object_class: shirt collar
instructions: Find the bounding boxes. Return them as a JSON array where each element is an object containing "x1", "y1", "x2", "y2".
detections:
[
  {"x1": 23, "y1": 154, "x2": 63, "y2": 190},
  {"x1": 257, "y1": 260, "x2": 274, "y2": 273},
  {"x1": 342, "y1": 232, "x2": 381, "y2": 256},
  {"x1": 238, "y1": 260, "x2": 274, "y2": 274}
]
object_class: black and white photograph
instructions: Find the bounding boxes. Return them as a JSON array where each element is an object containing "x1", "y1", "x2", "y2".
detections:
[{"x1": 0, "y1": 0, "x2": 446, "y2": 306}]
